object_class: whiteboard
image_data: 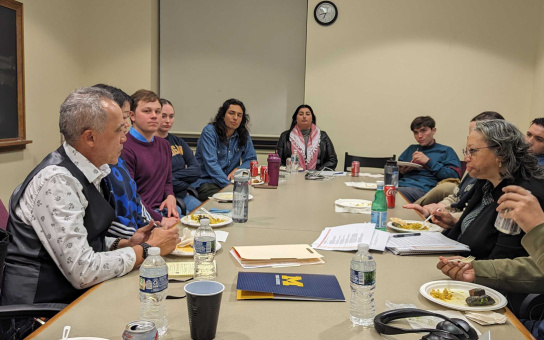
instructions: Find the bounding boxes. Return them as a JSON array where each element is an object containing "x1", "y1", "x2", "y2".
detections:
[{"x1": 159, "y1": 0, "x2": 307, "y2": 137}]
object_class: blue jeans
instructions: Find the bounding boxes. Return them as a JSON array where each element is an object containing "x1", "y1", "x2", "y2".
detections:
[
  {"x1": 398, "y1": 186, "x2": 426, "y2": 203},
  {"x1": 182, "y1": 194, "x2": 202, "y2": 214},
  {"x1": 155, "y1": 206, "x2": 183, "y2": 218}
]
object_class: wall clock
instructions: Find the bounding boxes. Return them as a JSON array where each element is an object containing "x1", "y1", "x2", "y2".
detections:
[{"x1": 314, "y1": 1, "x2": 338, "y2": 26}]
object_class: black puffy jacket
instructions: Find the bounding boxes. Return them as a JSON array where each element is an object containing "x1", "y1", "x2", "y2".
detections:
[{"x1": 276, "y1": 129, "x2": 338, "y2": 170}]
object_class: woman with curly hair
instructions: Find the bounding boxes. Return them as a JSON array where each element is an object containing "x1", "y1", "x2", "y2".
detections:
[
  {"x1": 191, "y1": 98, "x2": 257, "y2": 201},
  {"x1": 431, "y1": 119, "x2": 544, "y2": 260}
]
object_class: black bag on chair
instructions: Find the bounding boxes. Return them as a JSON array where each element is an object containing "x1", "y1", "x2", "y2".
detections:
[{"x1": 0, "y1": 229, "x2": 11, "y2": 290}]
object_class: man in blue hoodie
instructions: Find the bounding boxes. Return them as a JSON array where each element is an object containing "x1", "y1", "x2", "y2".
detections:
[{"x1": 397, "y1": 116, "x2": 461, "y2": 202}]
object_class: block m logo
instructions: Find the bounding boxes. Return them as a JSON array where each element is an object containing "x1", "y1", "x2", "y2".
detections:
[{"x1": 281, "y1": 275, "x2": 303, "y2": 287}]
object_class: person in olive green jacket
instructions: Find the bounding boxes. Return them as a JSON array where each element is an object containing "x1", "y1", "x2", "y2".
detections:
[
  {"x1": 437, "y1": 185, "x2": 544, "y2": 293},
  {"x1": 437, "y1": 185, "x2": 544, "y2": 338}
]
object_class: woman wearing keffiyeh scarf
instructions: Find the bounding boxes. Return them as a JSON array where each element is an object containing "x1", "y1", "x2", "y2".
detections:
[{"x1": 276, "y1": 105, "x2": 337, "y2": 171}]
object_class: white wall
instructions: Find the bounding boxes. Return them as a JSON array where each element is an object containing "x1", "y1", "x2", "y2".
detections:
[
  {"x1": 306, "y1": 0, "x2": 543, "y2": 169},
  {"x1": 0, "y1": 0, "x2": 158, "y2": 203},
  {"x1": 3, "y1": 0, "x2": 544, "y2": 203}
]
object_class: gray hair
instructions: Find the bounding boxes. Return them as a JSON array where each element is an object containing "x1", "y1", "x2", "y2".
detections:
[
  {"x1": 475, "y1": 119, "x2": 544, "y2": 181},
  {"x1": 59, "y1": 87, "x2": 114, "y2": 145}
]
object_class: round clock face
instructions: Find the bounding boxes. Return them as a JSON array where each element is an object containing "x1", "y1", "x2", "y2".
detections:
[{"x1": 314, "y1": 1, "x2": 338, "y2": 26}]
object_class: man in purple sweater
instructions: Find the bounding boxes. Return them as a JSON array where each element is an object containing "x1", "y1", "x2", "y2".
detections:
[{"x1": 121, "y1": 89, "x2": 179, "y2": 222}]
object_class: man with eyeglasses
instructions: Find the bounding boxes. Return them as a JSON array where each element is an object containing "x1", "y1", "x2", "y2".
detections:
[
  {"x1": 526, "y1": 118, "x2": 544, "y2": 165},
  {"x1": 397, "y1": 116, "x2": 461, "y2": 202}
]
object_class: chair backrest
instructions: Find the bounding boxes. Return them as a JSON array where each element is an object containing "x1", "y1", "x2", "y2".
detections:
[
  {"x1": 0, "y1": 198, "x2": 8, "y2": 231},
  {"x1": 344, "y1": 152, "x2": 396, "y2": 172}
]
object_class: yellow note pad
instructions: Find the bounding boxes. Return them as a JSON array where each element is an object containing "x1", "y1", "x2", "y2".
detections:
[{"x1": 167, "y1": 262, "x2": 194, "y2": 278}]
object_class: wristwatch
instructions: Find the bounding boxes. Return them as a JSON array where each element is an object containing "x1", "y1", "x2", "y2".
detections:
[{"x1": 141, "y1": 242, "x2": 152, "y2": 259}]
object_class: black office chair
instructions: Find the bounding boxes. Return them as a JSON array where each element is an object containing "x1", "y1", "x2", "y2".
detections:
[
  {"x1": 343, "y1": 152, "x2": 396, "y2": 172},
  {"x1": 519, "y1": 294, "x2": 544, "y2": 321},
  {"x1": 0, "y1": 205, "x2": 66, "y2": 338}
]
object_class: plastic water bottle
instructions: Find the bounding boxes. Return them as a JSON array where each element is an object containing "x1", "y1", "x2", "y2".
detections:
[
  {"x1": 350, "y1": 243, "x2": 376, "y2": 327},
  {"x1": 370, "y1": 180, "x2": 387, "y2": 230},
  {"x1": 290, "y1": 150, "x2": 299, "y2": 172},
  {"x1": 139, "y1": 247, "x2": 168, "y2": 336},
  {"x1": 232, "y1": 170, "x2": 250, "y2": 223},
  {"x1": 384, "y1": 160, "x2": 399, "y2": 188},
  {"x1": 194, "y1": 218, "x2": 217, "y2": 280}
]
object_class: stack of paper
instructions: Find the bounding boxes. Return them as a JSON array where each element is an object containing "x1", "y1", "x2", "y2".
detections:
[
  {"x1": 236, "y1": 272, "x2": 345, "y2": 301},
  {"x1": 312, "y1": 223, "x2": 389, "y2": 251},
  {"x1": 230, "y1": 244, "x2": 325, "y2": 269},
  {"x1": 167, "y1": 261, "x2": 194, "y2": 278},
  {"x1": 386, "y1": 232, "x2": 470, "y2": 255}
]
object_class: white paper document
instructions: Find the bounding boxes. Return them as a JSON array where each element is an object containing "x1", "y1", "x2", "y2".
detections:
[
  {"x1": 311, "y1": 223, "x2": 389, "y2": 252},
  {"x1": 386, "y1": 232, "x2": 470, "y2": 255}
]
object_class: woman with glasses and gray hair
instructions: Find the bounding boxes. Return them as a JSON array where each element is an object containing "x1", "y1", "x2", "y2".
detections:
[{"x1": 431, "y1": 119, "x2": 544, "y2": 260}]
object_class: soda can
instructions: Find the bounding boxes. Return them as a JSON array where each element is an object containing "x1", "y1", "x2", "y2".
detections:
[
  {"x1": 261, "y1": 165, "x2": 269, "y2": 183},
  {"x1": 122, "y1": 321, "x2": 158, "y2": 340},
  {"x1": 250, "y1": 161, "x2": 259, "y2": 177},
  {"x1": 385, "y1": 185, "x2": 396, "y2": 209},
  {"x1": 351, "y1": 161, "x2": 360, "y2": 177}
]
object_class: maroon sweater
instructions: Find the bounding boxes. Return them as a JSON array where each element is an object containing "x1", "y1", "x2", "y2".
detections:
[{"x1": 121, "y1": 133, "x2": 174, "y2": 221}]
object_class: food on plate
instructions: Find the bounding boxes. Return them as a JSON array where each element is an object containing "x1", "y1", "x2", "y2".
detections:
[
  {"x1": 429, "y1": 287, "x2": 496, "y2": 307},
  {"x1": 469, "y1": 288, "x2": 485, "y2": 297},
  {"x1": 466, "y1": 288, "x2": 496, "y2": 306},
  {"x1": 188, "y1": 214, "x2": 226, "y2": 225},
  {"x1": 390, "y1": 217, "x2": 429, "y2": 231},
  {"x1": 430, "y1": 288, "x2": 453, "y2": 301},
  {"x1": 252, "y1": 179, "x2": 261, "y2": 184}
]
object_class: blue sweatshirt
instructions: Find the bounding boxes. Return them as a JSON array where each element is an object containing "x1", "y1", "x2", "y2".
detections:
[
  {"x1": 398, "y1": 142, "x2": 461, "y2": 193},
  {"x1": 164, "y1": 133, "x2": 201, "y2": 198}
]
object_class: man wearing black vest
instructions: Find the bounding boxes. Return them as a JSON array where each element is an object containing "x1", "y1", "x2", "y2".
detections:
[{"x1": 1, "y1": 87, "x2": 179, "y2": 338}]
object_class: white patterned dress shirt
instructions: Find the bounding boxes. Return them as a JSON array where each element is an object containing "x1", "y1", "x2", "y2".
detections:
[{"x1": 14, "y1": 143, "x2": 136, "y2": 289}]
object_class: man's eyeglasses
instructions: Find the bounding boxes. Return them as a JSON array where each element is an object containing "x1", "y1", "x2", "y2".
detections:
[{"x1": 462, "y1": 146, "x2": 495, "y2": 157}]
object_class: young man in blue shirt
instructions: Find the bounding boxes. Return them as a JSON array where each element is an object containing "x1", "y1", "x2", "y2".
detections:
[
  {"x1": 192, "y1": 98, "x2": 257, "y2": 201},
  {"x1": 398, "y1": 116, "x2": 461, "y2": 202}
]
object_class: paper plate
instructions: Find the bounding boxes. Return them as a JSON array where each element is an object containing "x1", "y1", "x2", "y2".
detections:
[
  {"x1": 387, "y1": 220, "x2": 443, "y2": 233},
  {"x1": 334, "y1": 199, "x2": 372, "y2": 209},
  {"x1": 212, "y1": 192, "x2": 254, "y2": 202},
  {"x1": 397, "y1": 161, "x2": 423, "y2": 168},
  {"x1": 350, "y1": 182, "x2": 378, "y2": 190},
  {"x1": 420, "y1": 280, "x2": 507, "y2": 312},
  {"x1": 181, "y1": 214, "x2": 233, "y2": 228},
  {"x1": 171, "y1": 241, "x2": 222, "y2": 256}
]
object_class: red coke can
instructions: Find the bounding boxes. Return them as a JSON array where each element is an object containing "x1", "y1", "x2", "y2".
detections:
[
  {"x1": 261, "y1": 165, "x2": 269, "y2": 183},
  {"x1": 250, "y1": 160, "x2": 259, "y2": 177},
  {"x1": 351, "y1": 161, "x2": 360, "y2": 177},
  {"x1": 385, "y1": 185, "x2": 396, "y2": 208}
]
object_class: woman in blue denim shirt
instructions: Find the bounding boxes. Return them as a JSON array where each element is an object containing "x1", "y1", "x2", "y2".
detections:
[{"x1": 192, "y1": 98, "x2": 257, "y2": 201}]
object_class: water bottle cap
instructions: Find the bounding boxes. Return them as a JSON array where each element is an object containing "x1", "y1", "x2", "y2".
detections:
[
  {"x1": 357, "y1": 243, "x2": 370, "y2": 252},
  {"x1": 233, "y1": 169, "x2": 250, "y2": 181},
  {"x1": 376, "y1": 180, "x2": 384, "y2": 186},
  {"x1": 200, "y1": 218, "x2": 210, "y2": 226},
  {"x1": 148, "y1": 247, "x2": 160, "y2": 256}
]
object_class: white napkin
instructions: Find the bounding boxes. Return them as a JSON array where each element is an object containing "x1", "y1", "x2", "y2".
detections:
[
  {"x1": 359, "y1": 172, "x2": 384, "y2": 178},
  {"x1": 334, "y1": 205, "x2": 371, "y2": 215},
  {"x1": 464, "y1": 311, "x2": 507, "y2": 325},
  {"x1": 177, "y1": 227, "x2": 194, "y2": 247},
  {"x1": 406, "y1": 310, "x2": 482, "y2": 336},
  {"x1": 344, "y1": 181, "x2": 378, "y2": 189}
]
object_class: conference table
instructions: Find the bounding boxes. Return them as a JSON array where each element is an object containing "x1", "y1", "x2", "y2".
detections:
[{"x1": 30, "y1": 172, "x2": 530, "y2": 339}]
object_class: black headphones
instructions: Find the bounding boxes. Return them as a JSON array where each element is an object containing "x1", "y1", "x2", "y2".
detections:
[{"x1": 374, "y1": 308, "x2": 479, "y2": 340}]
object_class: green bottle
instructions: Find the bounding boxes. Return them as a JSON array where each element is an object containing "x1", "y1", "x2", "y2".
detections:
[{"x1": 370, "y1": 180, "x2": 387, "y2": 230}]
